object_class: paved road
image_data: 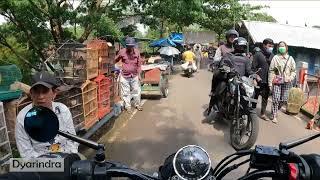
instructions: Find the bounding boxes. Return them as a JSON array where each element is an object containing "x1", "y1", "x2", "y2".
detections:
[{"x1": 83, "y1": 69, "x2": 320, "y2": 178}]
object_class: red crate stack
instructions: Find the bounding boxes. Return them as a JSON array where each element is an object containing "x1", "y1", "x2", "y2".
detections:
[{"x1": 94, "y1": 75, "x2": 112, "y2": 119}]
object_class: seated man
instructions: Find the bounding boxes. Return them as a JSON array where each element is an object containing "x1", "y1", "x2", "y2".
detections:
[
  {"x1": 181, "y1": 46, "x2": 197, "y2": 71},
  {"x1": 15, "y1": 71, "x2": 78, "y2": 158}
]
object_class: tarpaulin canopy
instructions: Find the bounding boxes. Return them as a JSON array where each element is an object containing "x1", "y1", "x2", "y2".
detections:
[
  {"x1": 169, "y1": 33, "x2": 184, "y2": 45},
  {"x1": 149, "y1": 38, "x2": 176, "y2": 47}
]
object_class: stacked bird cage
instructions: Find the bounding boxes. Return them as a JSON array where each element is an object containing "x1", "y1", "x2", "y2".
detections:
[
  {"x1": 81, "y1": 81, "x2": 98, "y2": 129},
  {"x1": 94, "y1": 75, "x2": 111, "y2": 120},
  {"x1": 51, "y1": 43, "x2": 99, "y2": 85},
  {"x1": 87, "y1": 40, "x2": 109, "y2": 75},
  {"x1": 108, "y1": 76, "x2": 115, "y2": 107},
  {"x1": 0, "y1": 102, "x2": 12, "y2": 165},
  {"x1": 0, "y1": 65, "x2": 22, "y2": 101},
  {"x1": 55, "y1": 87, "x2": 84, "y2": 132},
  {"x1": 3, "y1": 96, "x2": 31, "y2": 143}
]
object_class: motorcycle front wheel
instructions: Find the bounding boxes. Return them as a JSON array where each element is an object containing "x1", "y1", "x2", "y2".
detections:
[{"x1": 230, "y1": 111, "x2": 259, "y2": 150}]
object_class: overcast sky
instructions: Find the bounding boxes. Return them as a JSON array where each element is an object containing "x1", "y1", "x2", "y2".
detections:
[{"x1": 0, "y1": 1, "x2": 319, "y2": 28}]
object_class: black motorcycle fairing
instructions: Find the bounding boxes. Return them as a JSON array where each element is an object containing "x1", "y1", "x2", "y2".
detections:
[
  {"x1": 159, "y1": 153, "x2": 176, "y2": 180},
  {"x1": 301, "y1": 154, "x2": 320, "y2": 180}
]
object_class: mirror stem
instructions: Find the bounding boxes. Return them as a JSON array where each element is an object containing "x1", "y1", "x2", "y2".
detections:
[
  {"x1": 279, "y1": 132, "x2": 320, "y2": 150},
  {"x1": 58, "y1": 130, "x2": 105, "y2": 151}
]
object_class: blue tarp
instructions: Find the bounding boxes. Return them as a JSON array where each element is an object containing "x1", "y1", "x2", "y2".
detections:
[
  {"x1": 149, "y1": 38, "x2": 176, "y2": 47},
  {"x1": 169, "y1": 33, "x2": 184, "y2": 45}
]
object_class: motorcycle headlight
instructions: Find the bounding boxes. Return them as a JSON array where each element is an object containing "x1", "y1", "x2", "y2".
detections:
[{"x1": 173, "y1": 145, "x2": 212, "y2": 180}]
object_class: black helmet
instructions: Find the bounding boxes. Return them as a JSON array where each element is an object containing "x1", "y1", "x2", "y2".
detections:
[
  {"x1": 233, "y1": 37, "x2": 248, "y2": 53},
  {"x1": 233, "y1": 37, "x2": 248, "y2": 47},
  {"x1": 225, "y1": 29, "x2": 239, "y2": 38}
]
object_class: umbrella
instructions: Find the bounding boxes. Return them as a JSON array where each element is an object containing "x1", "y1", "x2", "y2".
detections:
[{"x1": 159, "y1": 46, "x2": 180, "y2": 56}]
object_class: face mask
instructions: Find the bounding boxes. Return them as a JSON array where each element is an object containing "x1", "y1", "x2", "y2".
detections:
[
  {"x1": 278, "y1": 47, "x2": 287, "y2": 54},
  {"x1": 266, "y1": 47, "x2": 273, "y2": 53}
]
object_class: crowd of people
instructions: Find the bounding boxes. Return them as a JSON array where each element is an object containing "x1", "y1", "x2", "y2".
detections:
[{"x1": 209, "y1": 29, "x2": 297, "y2": 124}]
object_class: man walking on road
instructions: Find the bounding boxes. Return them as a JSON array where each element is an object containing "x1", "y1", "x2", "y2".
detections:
[
  {"x1": 115, "y1": 37, "x2": 143, "y2": 113},
  {"x1": 193, "y1": 43, "x2": 203, "y2": 71},
  {"x1": 252, "y1": 38, "x2": 275, "y2": 120}
]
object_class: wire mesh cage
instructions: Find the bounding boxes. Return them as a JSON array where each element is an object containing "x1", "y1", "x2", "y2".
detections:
[
  {"x1": 0, "y1": 102, "x2": 12, "y2": 165},
  {"x1": 51, "y1": 43, "x2": 99, "y2": 84},
  {"x1": 55, "y1": 86, "x2": 84, "y2": 132},
  {"x1": 0, "y1": 65, "x2": 22, "y2": 91}
]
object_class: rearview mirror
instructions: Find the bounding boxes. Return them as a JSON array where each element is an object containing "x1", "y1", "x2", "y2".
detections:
[{"x1": 24, "y1": 106, "x2": 59, "y2": 142}]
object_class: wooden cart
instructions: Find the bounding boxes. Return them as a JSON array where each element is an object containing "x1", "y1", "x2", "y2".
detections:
[{"x1": 140, "y1": 64, "x2": 169, "y2": 98}]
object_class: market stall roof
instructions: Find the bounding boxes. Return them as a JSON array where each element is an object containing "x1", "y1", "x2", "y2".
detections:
[
  {"x1": 149, "y1": 38, "x2": 176, "y2": 47},
  {"x1": 241, "y1": 20, "x2": 320, "y2": 49}
]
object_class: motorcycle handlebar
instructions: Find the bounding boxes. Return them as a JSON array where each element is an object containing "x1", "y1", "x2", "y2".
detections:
[{"x1": 2, "y1": 153, "x2": 320, "y2": 180}]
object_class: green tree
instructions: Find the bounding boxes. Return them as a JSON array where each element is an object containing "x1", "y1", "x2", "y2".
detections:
[
  {"x1": 0, "y1": 0, "x2": 132, "y2": 80},
  {"x1": 138, "y1": 0, "x2": 204, "y2": 37},
  {"x1": 201, "y1": 0, "x2": 276, "y2": 41}
]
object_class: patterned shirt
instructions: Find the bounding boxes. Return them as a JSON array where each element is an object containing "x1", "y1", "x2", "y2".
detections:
[{"x1": 115, "y1": 48, "x2": 142, "y2": 78}]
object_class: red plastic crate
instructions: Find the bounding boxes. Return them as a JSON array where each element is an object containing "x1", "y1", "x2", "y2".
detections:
[{"x1": 94, "y1": 75, "x2": 112, "y2": 119}]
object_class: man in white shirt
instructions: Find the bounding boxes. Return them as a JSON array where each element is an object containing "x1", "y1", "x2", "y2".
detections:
[{"x1": 15, "y1": 71, "x2": 78, "y2": 158}]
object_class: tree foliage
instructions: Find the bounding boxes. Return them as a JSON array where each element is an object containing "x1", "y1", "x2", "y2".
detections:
[
  {"x1": 200, "y1": 0, "x2": 277, "y2": 41},
  {"x1": 0, "y1": 0, "x2": 132, "y2": 80}
]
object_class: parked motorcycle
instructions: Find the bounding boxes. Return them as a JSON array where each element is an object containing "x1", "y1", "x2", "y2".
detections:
[
  {"x1": 3, "y1": 106, "x2": 320, "y2": 180},
  {"x1": 207, "y1": 66, "x2": 260, "y2": 150}
]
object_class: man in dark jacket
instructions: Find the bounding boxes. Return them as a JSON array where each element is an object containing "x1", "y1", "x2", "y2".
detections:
[
  {"x1": 207, "y1": 37, "x2": 253, "y2": 115},
  {"x1": 252, "y1": 38, "x2": 274, "y2": 120}
]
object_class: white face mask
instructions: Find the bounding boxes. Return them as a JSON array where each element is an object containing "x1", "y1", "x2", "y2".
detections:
[{"x1": 267, "y1": 47, "x2": 273, "y2": 53}]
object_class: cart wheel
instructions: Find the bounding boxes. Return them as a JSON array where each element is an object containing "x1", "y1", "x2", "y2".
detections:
[{"x1": 160, "y1": 75, "x2": 169, "y2": 98}]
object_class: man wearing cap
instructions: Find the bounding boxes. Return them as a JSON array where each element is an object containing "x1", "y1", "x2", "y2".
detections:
[
  {"x1": 252, "y1": 38, "x2": 275, "y2": 120},
  {"x1": 15, "y1": 71, "x2": 78, "y2": 158},
  {"x1": 115, "y1": 37, "x2": 143, "y2": 112}
]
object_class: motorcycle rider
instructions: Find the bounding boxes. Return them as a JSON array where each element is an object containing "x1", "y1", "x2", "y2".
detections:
[
  {"x1": 213, "y1": 29, "x2": 239, "y2": 62},
  {"x1": 210, "y1": 30, "x2": 239, "y2": 95},
  {"x1": 181, "y1": 46, "x2": 197, "y2": 71},
  {"x1": 207, "y1": 37, "x2": 254, "y2": 115}
]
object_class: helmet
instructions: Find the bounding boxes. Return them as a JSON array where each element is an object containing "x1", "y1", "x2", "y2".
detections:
[
  {"x1": 173, "y1": 145, "x2": 211, "y2": 180},
  {"x1": 225, "y1": 29, "x2": 239, "y2": 39},
  {"x1": 233, "y1": 37, "x2": 248, "y2": 47},
  {"x1": 233, "y1": 37, "x2": 248, "y2": 53}
]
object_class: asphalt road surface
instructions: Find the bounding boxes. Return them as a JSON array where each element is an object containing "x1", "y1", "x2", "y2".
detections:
[{"x1": 83, "y1": 69, "x2": 320, "y2": 179}]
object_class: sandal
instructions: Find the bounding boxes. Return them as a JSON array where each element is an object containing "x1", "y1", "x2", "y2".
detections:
[
  {"x1": 306, "y1": 120, "x2": 315, "y2": 130},
  {"x1": 271, "y1": 118, "x2": 278, "y2": 124},
  {"x1": 135, "y1": 106, "x2": 143, "y2": 111},
  {"x1": 260, "y1": 114, "x2": 269, "y2": 121}
]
